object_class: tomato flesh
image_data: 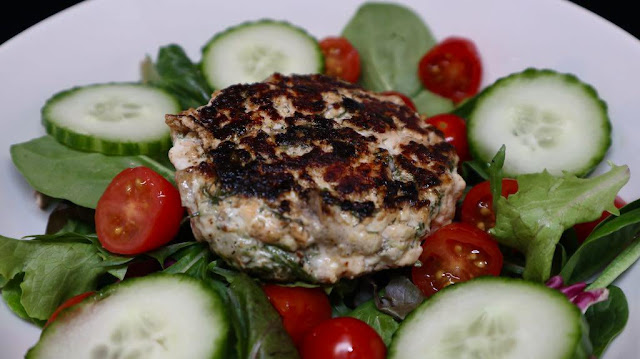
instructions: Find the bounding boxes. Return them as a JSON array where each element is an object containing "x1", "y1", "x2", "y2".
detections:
[
  {"x1": 573, "y1": 196, "x2": 626, "y2": 243},
  {"x1": 426, "y1": 113, "x2": 470, "y2": 162},
  {"x1": 381, "y1": 91, "x2": 417, "y2": 112},
  {"x1": 45, "y1": 291, "x2": 95, "y2": 327},
  {"x1": 300, "y1": 317, "x2": 386, "y2": 359},
  {"x1": 95, "y1": 166, "x2": 184, "y2": 255},
  {"x1": 418, "y1": 37, "x2": 482, "y2": 103},
  {"x1": 263, "y1": 285, "x2": 332, "y2": 347},
  {"x1": 461, "y1": 179, "x2": 519, "y2": 231},
  {"x1": 319, "y1": 37, "x2": 361, "y2": 83},
  {"x1": 411, "y1": 223, "x2": 503, "y2": 297}
]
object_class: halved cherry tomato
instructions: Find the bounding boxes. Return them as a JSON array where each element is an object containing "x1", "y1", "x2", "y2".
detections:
[
  {"x1": 574, "y1": 196, "x2": 626, "y2": 243},
  {"x1": 418, "y1": 37, "x2": 482, "y2": 103},
  {"x1": 95, "y1": 166, "x2": 184, "y2": 255},
  {"x1": 319, "y1": 37, "x2": 361, "y2": 83},
  {"x1": 411, "y1": 223, "x2": 503, "y2": 297},
  {"x1": 461, "y1": 179, "x2": 519, "y2": 231},
  {"x1": 426, "y1": 113, "x2": 470, "y2": 162},
  {"x1": 263, "y1": 285, "x2": 332, "y2": 347},
  {"x1": 381, "y1": 91, "x2": 417, "y2": 112},
  {"x1": 45, "y1": 291, "x2": 95, "y2": 327},
  {"x1": 300, "y1": 317, "x2": 386, "y2": 359}
]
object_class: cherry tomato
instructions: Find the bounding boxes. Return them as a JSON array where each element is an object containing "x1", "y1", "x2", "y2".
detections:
[
  {"x1": 418, "y1": 37, "x2": 482, "y2": 103},
  {"x1": 95, "y1": 166, "x2": 184, "y2": 255},
  {"x1": 574, "y1": 196, "x2": 626, "y2": 243},
  {"x1": 263, "y1": 285, "x2": 332, "y2": 346},
  {"x1": 461, "y1": 179, "x2": 519, "y2": 231},
  {"x1": 426, "y1": 114, "x2": 470, "y2": 162},
  {"x1": 300, "y1": 317, "x2": 386, "y2": 359},
  {"x1": 319, "y1": 37, "x2": 361, "y2": 83},
  {"x1": 411, "y1": 223, "x2": 503, "y2": 297},
  {"x1": 45, "y1": 291, "x2": 95, "y2": 327},
  {"x1": 381, "y1": 91, "x2": 417, "y2": 112}
]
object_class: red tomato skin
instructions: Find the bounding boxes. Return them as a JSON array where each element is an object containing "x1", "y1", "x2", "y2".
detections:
[
  {"x1": 574, "y1": 196, "x2": 626, "y2": 243},
  {"x1": 300, "y1": 317, "x2": 386, "y2": 359},
  {"x1": 460, "y1": 179, "x2": 519, "y2": 231},
  {"x1": 95, "y1": 166, "x2": 184, "y2": 255},
  {"x1": 411, "y1": 222, "x2": 503, "y2": 297},
  {"x1": 380, "y1": 91, "x2": 417, "y2": 112},
  {"x1": 45, "y1": 291, "x2": 95, "y2": 327},
  {"x1": 426, "y1": 114, "x2": 470, "y2": 162},
  {"x1": 319, "y1": 37, "x2": 361, "y2": 83},
  {"x1": 418, "y1": 37, "x2": 482, "y2": 103},
  {"x1": 263, "y1": 285, "x2": 332, "y2": 346}
]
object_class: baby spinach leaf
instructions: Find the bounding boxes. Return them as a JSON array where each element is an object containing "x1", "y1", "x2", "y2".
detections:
[
  {"x1": 487, "y1": 145, "x2": 506, "y2": 213},
  {"x1": 461, "y1": 160, "x2": 489, "y2": 186},
  {"x1": 491, "y1": 164, "x2": 629, "y2": 282},
  {"x1": 342, "y1": 2, "x2": 435, "y2": 96},
  {"x1": 146, "y1": 241, "x2": 201, "y2": 265},
  {"x1": 11, "y1": 136, "x2": 175, "y2": 209},
  {"x1": 142, "y1": 44, "x2": 212, "y2": 109},
  {"x1": 584, "y1": 286, "x2": 628, "y2": 357},
  {"x1": 2, "y1": 273, "x2": 45, "y2": 326},
  {"x1": 561, "y1": 199, "x2": 640, "y2": 284},
  {"x1": 587, "y1": 236, "x2": 640, "y2": 290},
  {"x1": 162, "y1": 242, "x2": 211, "y2": 279},
  {"x1": 348, "y1": 300, "x2": 399, "y2": 346},
  {"x1": 411, "y1": 89, "x2": 454, "y2": 116},
  {"x1": 0, "y1": 234, "x2": 112, "y2": 321},
  {"x1": 211, "y1": 268, "x2": 299, "y2": 359}
]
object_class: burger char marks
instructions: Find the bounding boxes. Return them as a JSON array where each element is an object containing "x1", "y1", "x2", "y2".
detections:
[{"x1": 190, "y1": 74, "x2": 455, "y2": 218}]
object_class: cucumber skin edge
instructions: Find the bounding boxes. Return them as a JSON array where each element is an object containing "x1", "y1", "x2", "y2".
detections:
[
  {"x1": 200, "y1": 19, "x2": 325, "y2": 90},
  {"x1": 387, "y1": 276, "x2": 591, "y2": 359},
  {"x1": 466, "y1": 68, "x2": 611, "y2": 178},
  {"x1": 25, "y1": 273, "x2": 231, "y2": 359},
  {"x1": 41, "y1": 82, "x2": 180, "y2": 156}
]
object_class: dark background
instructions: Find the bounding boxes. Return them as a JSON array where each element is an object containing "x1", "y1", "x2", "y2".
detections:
[{"x1": 1, "y1": 1, "x2": 639, "y2": 45}]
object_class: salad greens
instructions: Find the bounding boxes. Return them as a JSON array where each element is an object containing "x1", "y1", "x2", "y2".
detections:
[
  {"x1": 487, "y1": 145, "x2": 506, "y2": 212},
  {"x1": 348, "y1": 300, "x2": 399, "y2": 346},
  {"x1": 0, "y1": 233, "x2": 125, "y2": 322},
  {"x1": 342, "y1": 1, "x2": 453, "y2": 114},
  {"x1": 584, "y1": 286, "x2": 629, "y2": 357},
  {"x1": 142, "y1": 44, "x2": 213, "y2": 110},
  {"x1": 10, "y1": 136, "x2": 175, "y2": 209},
  {"x1": 491, "y1": 164, "x2": 629, "y2": 281},
  {"x1": 561, "y1": 199, "x2": 640, "y2": 284},
  {"x1": 211, "y1": 268, "x2": 299, "y2": 359}
]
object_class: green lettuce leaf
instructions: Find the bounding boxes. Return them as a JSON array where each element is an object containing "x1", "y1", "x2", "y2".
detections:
[
  {"x1": 210, "y1": 267, "x2": 299, "y2": 359},
  {"x1": 487, "y1": 145, "x2": 506, "y2": 213},
  {"x1": 0, "y1": 235, "x2": 117, "y2": 321},
  {"x1": 561, "y1": 199, "x2": 640, "y2": 285},
  {"x1": 342, "y1": 2, "x2": 435, "y2": 96},
  {"x1": 11, "y1": 136, "x2": 175, "y2": 209},
  {"x1": 584, "y1": 286, "x2": 628, "y2": 357},
  {"x1": 141, "y1": 44, "x2": 212, "y2": 110},
  {"x1": 348, "y1": 300, "x2": 399, "y2": 346},
  {"x1": 491, "y1": 164, "x2": 629, "y2": 281}
]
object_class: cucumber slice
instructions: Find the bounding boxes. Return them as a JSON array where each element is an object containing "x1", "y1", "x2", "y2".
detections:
[
  {"x1": 201, "y1": 20, "x2": 323, "y2": 89},
  {"x1": 27, "y1": 274, "x2": 229, "y2": 359},
  {"x1": 389, "y1": 277, "x2": 591, "y2": 359},
  {"x1": 467, "y1": 69, "x2": 610, "y2": 177},
  {"x1": 43, "y1": 83, "x2": 181, "y2": 155}
]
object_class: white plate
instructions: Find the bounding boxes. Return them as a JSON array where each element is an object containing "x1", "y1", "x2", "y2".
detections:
[{"x1": 1, "y1": 0, "x2": 638, "y2": 357}]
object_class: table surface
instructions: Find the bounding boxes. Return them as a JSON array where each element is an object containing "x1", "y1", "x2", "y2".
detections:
[{"x1": 1, "y1": 1, "x2": 639, "y2": 44}]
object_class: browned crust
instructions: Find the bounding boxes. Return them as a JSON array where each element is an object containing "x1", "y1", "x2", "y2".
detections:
[{"x1": 167, "y1": 74, "x2": 458, "y2": 219}]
